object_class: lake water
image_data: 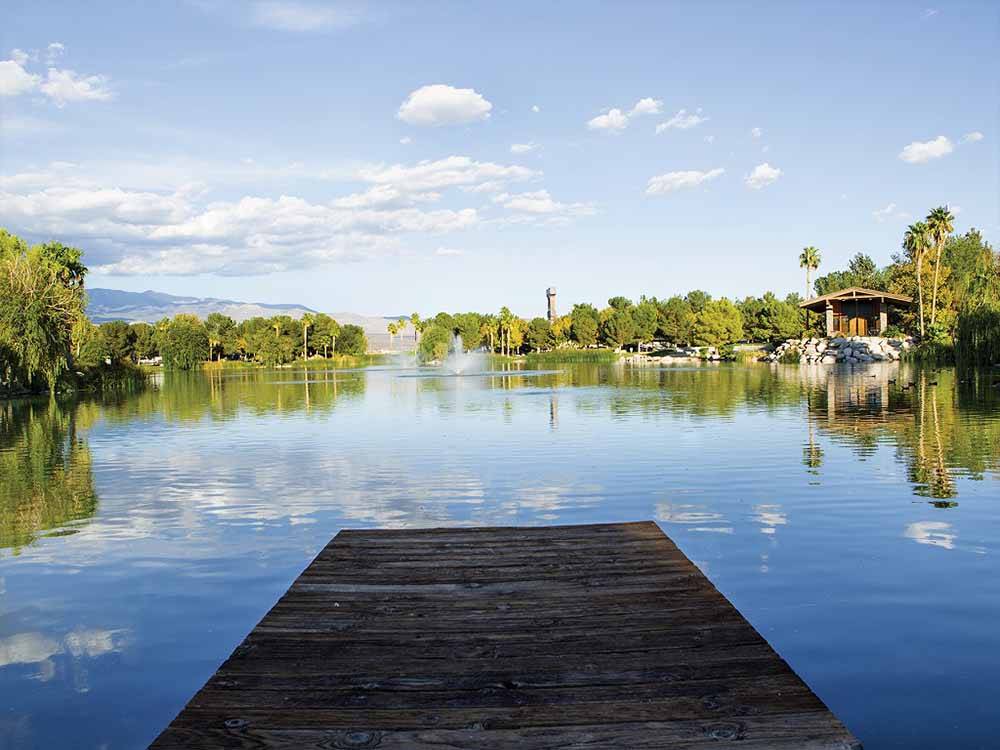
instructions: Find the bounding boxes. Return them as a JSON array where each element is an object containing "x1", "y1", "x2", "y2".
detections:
[{"x1": 1, "y1": 362, "x2": 998, "y2": 749}]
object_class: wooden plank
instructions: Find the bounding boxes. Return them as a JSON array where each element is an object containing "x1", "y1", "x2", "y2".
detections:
[{"x1": 148, "y1": 522, "x2": 861, "y2": 749}]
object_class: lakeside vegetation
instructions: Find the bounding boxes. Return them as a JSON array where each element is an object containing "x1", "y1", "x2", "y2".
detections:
[{"x1": 3, "y1": 207, "x2": 997, "y2": 395}]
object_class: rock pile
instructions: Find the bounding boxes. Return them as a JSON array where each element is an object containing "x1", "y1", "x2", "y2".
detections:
[{"x1": 765, "y1": 336, "x2": 914, "y2": 364}]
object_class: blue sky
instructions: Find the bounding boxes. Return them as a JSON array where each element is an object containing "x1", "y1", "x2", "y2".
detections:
[{"x1": 1, "y1": 1, "x2": 996, "y2": 317}]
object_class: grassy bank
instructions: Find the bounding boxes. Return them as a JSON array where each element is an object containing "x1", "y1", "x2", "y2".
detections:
[
  {"x1": 523, "y1": 349, "x2": 622, "y2": 364},
  {"x1": 201, "y1": 354, "x2": 386, "y2": 371}
]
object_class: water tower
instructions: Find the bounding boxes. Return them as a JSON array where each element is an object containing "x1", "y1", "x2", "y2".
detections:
[{"x1": 546, "y1": 287, "x2": 557, "y2": 323}]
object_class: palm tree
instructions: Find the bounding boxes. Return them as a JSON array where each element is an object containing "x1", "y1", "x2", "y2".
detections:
[
  {"x1": 301, "y1": 314, "x2": 313, "y2": 360},
  {"x1": 926, "y1": 206, "x2": 955, "y2": 329},
  {"x1": 410, "y1": 313, "x2": 421, "y2": 343},
  {"x1": 799, "y1": 246, "x2": 821, "y2": 298},
  {"x1": 799, "y1": 247, "x2": 820, "y2": 331},
  {"x1": 903, "y1": 221, "x2": 930, "y2": 337}
]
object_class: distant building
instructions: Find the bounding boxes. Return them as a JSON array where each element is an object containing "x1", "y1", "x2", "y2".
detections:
[{"x1": 546, "y1": 287, "x2": 557, "y2": 323}]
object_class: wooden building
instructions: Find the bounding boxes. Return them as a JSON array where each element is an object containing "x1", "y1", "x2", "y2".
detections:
[{"x1": 799, "y1": 287, "x2": 913, "y2": 337}]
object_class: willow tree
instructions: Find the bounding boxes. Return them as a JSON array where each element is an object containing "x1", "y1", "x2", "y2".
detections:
[
  {"x1": 903, "y1": 222, "x2": 931, "y2": 337},
  {"x1": 0, "y1": 231, "x2": 88, "y2": 394},
  {"x1": 927, "y1": 206, "x2": 955, "y2": 328}
]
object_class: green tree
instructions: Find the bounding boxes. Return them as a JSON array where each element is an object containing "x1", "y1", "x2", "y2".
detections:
[
  {"x1": 926, "y1": 206, "x2": 955, "y2": 328},
  {"x1": 526, "y1": 317, "x2": 555, "y2": 351},
  {"x1": 99, "y1": 321, "x2": 136, "y2": 363},
  {"x1": 570, "y1": 304, "x2": 599, "y2": 347},
  {"x1": 685, "y1": 290, "x2": 712, "y2": 314},
  {"x1": 607, "y1": 296, "x2": 632, "y2": 311},
  {"x1": 903, "y1": 221, "x2": 932, "y2": 337},
  {"x1": 631, "y1": 301, "x2": 658, "y2": 349},
  {"x1": 944, "y1": 229, "x2": 995, "y2": 306},
  {"x1": 160, "y1": 315, "x2": 209, "y2": 370},
  {"x1": 336, "y1": 324, "x2": 368, "y2": 355},
  {"x1": 417, "y1": 324, "x2": 452, "y2": 362},
  {"x1": 798, "y1": 246, "x2": 821, "y2": 298},
  {"x1": 130, "y1": 322, "x2": 158, "y2": 360},
  {"x1": 693, "y1": 298, "x2": 744, "y2": 347},
  {"x1": 600, "y1": 308, "x2": 636, "y2": 350},
  {"x1": 205, "y1": 312, "x2": 236, "y2": 361},
  {"x1": 0, "y1": 231, "x2": 88, "y2": 393},
  {"x1": 310, "y1": 314, "x2": 340, "y2": 358},
  {"x1": 657, "y1": 296, "x2": 696, "y2": 345},
  {"x1": 453, "y1": 312, "x2": 483, "y2": 350}
]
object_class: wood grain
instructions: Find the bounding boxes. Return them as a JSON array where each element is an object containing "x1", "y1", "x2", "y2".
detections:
[{"x1": 148, "y1": 521, "x2": 861, "y2": 749}]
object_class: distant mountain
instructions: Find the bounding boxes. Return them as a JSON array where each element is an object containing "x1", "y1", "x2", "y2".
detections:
[{"x1": 86, "y1": 288, "x2": 412, "y2": 350}]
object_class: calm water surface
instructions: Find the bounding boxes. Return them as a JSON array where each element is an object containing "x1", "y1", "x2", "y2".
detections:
[{"x1": 1, "y1": 362, "x2": 998, "y2": 749}]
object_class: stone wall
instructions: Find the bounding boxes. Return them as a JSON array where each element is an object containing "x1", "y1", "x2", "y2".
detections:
[{"x1": 765, "y1": 336, "x2": 915, "y2": 364}]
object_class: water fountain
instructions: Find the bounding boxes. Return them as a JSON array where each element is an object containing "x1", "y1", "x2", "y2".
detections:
[{"x1": 442, "y1": 334, "x2": 488, "y2": 374}]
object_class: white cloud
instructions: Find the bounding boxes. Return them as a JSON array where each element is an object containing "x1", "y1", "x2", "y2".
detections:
[
  {"x1": 704, "y1": 135, "x2": 715, "y2": 144},
  {"x1": 45, "y1": 42, "x2": 66, "y2": 64},
  {"x1": 40, "y1": 68, "x2": 113, "y2": 106},
  {"x1": 10, "y1": 48, "x2": 31, "y2": 66},
  {"x1": 872, "y1": 202, "x2": 909, "y2": 223},
  {"x1": 250, "y1": 1, "x2": 362, "y2": 31},
  {"x1": 435, "y1": 247, "x2": 464, "y2": 257},
  {"x1": 587, "y1": 107, "x2": 628, "y2": 133},
  {"x1": 921, "y1": 8, "x2": 939, "y2": 19},
  {"x1": 645, "y1": 168, "x2": 725, "y2": 195},
  {"x1": 531, "y1": 104, "x2": 540, "y2": 113},
  {"x1": 493, "y1": 189, "x2": 595, "y2": 221},
  {"x1": 0, "y1": 155, "x2": 548, "y2": 275},
  {"x1": 399, "y1": 136, "x2": 412, "y2": 145},
  {"x1": 510, "y1": 142, "x2": 537, "y2": 154},
  {"x1": 655, "y1": 108, "x2": 708, "y2": 133},
  {"x1": 899, "y1": 135, "x2": 954, "y2": 163},
  {"x1": 751, "y1": 127, "x2": 763, "y2": 138},
  {"x1": 745, "y1": 163, "x2": 781, "y2": 189},
  {"x1": 629, "y1": 97, "x2": 663, "y2": 116},
  {"x1": 397, "y1": 84, "x2": 492, "y2": 126},
  {"x1": 961, "y1": 131, "x2": 984, "y2": 143},
  {"x1": 0, "y1": 58, "x2": 40, "y2": 96},
  {"x1": 357, "y1": 155, "x2": 536, "y2": 193}
]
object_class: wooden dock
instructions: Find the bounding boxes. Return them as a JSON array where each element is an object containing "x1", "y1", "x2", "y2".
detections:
[{"x1": 150, "y1": 521, "x2": 861, "y2": 749}]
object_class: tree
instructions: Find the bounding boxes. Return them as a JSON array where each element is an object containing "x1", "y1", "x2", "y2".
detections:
[
  {"x1": 311, "y1": 314, "x2": 340, "y2": 358},
  {"x1": 657, "y1": 296, "x2": 695, "y2": 345},
  {"x1": 799, "y1": 246, "x2": 821, "y2": 299},
  {"x1": 498, "y1": 307, "x2": 515, "y2": 356},
  {"x1": 453, "y1": 312, "x2": 483, "y2": 350},
  {"x1": 479, "y1": 315, "x2": 499, "y2": 352},
  {"x1": 410, "y1": 312, "x2": 422, "y2": 343},
  {"x1": 631, "y1": 301, "x2": 658, "y2": 349},
  {"x1": 551, "y1": 314, "x2": 573, "y2": 344},
  {"x1": 99, "y1": 321, "x2": 135, "y2": 363},
  {"x1": 417, "y1": 324, "x2": 451, "y2": 362},
  {"x1": 944, "y1": 229, "x2": 995, "y2": 306},
  {"x1": 526, "y1": 317, "x2": 555, "y2": 351},
  {"x1": 160, "y1": 315, "x2": 209, "y2": 370},
  {"x1": 300, "y1": 313, "x2": 314, "y2": 359},
  {"x1": 336, "y1": 324, "x2": 368, "y2": 355},
  {"x1": 387, "y1": 320, "x2": 398, "y2": 349},
  {"x1": 600, "y1": 308, "x2": 636, "y2": 350},
  {"x1": 685, "y1": 290, "x2": 711, "y2": 314},
  {"x1": 903, "y1": 221, "x2": 931, "y2": 337},
  {"x1": 607, "y1": 296, "x2": 632, "y2": 311},
  {"x1": 131, "y1": 323, "x2": 158, "y2": 360},
  {"x1": 0, "y1": 231, "x2": 88, "y2": 393},
  {"x1": 692, "y1": 298, "x2": 744, "y2": 347},
  {"x1": 926, "y1": 206, "x2": 955, "y2": 328},
  {"x1": 205, "y1": 312, "x2": 236, "y2": 361},
  {"x1": 570, "y1": 304, "x2": 599, "y2": 346}
]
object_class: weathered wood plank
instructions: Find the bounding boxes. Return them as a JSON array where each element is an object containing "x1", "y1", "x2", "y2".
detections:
[{"x1": 148, "y1": 522, "x2": 861, "y2": 749}]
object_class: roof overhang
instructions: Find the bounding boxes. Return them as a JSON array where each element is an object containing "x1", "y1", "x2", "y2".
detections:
[{"x1": 799, "y1": 287, "x2": 913, "y2": 310}]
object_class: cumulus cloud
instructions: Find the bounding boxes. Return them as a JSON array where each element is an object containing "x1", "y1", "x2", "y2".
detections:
[
  {"x1": 0, "y1": 155, "x2": 559, "y2": 275},
  {"x1": 873, "y1": 202, "x2": 909, "y2": 223},
  {"x1": 249, "y1": 1, "x2": 362, "y2": 31},
  {"x1": 587, "y1": 107, "x2": 628, "y2": 133},
  {"x1": 629, "y1": 97, "x2": 663, "y2": 116},
  {"x1": 655, "y1": 108, "x2": 708, "y2": 133},
  {"x1": 397, "y1": 84, "x2": 492, "y2": 126},
  {"x1": 645, "y1": 168, "x2": 725, "y2": 195},
  {"x1": 899, "y1": 135, "x2": 954, "y2": 163},
  {"x1": 531, "y1": 104, "x2": 540, "y2": 113},
  {"x1": 0, "y1": 58, "x2": 40, "y2": 96},
  {"x1": 1, "y1": 45, "x2": 111, "y2": 104},
  {"x1": 399, "y1": 136, "x2": 412, "y2": 145},
  {"x1": 744, "y1": 162, "x2": 782, "y2": 189},
  {"x1": 704, "y1": 135, "x2": 715, "y2": 144},
  {"x1": 510, "y1": 142, "x2": 537, "y2": 154},
  {"x1": 961, "y1": 131, "x2": 984, "y2": 143},
  {"x1": 435, "y1": 246, "x2": 464, "y2": 257},
  {"x1": 751, "y1": 127, "x2": 763, "y2": 138},
  {"x1": 40, "y1": 68, "x2": 113, "y2": 106}
]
